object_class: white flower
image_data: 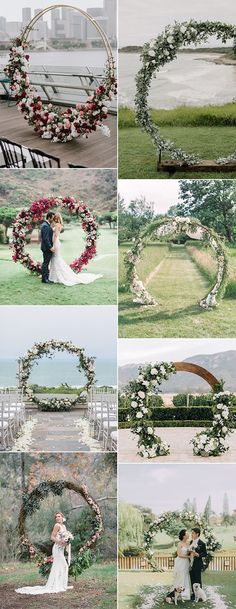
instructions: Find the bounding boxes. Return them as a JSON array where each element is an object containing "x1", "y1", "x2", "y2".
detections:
[
  {"x1": 136, "y1": 412, "x2": 143, "y2": 419},
  {"x1": 131, "y1": 401, "x2": 138, "y2": 408},
  {"x1": 151, "y1": 368, "x2": 158, "y2": 375},
  {"x1": 147, "y1": 427, "x2": 153, "y2": 434},
  {"x1": 138, "y1": 391, "x2": 146, "y2": 399},
  {"x1": 148, "y1": 49, "x2": 156, "y2": 57},
  {"x1": 152, "y1": 380, "x2": 157, "y2": 386},
  {"x1": 180, "y1": 26, "x2": 187, "y2": 33},
  {"x1": 222, "y1": 426, "x2": 227, "y2": 433}
]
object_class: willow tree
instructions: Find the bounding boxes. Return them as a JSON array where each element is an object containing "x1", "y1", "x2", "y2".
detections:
[{"x1": 119, "y1": 502, "x2": 144, "y2": 554}]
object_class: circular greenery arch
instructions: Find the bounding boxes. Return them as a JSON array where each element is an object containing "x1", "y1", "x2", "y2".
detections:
[
  {"x1": 18, "y1": 339, "x2": 95, "y2": 411},
  {"x1": 4, "y1": 5, "x2": 116, "y2": 143},
  {"x1": 135, "y1": 20, "x2": 236, "y2": 165},
  {"x1": 12, "y1": 196, "x2": 98, "y2": 275},
  {"x1": 125, "y1": 216, "x2": 228, "y2": 309},
  {"x1": 19, "y1": 480, "x2": 103, "y2": 577},
  {"x1": 125, "y1": 361, "x2": 233, "y2": 458},
  {"x1": 144, "y1": 510, "x2": 221, "y2": 571}
]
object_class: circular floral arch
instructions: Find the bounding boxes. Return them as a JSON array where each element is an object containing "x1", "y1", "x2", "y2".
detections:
[
  {"x1": 135, "y1": 20, "x2": 236, "y2": 165},
  {"x1": 12, "y1": 196, "x2": 98, "y2": 275},
  {"x1": 125, "y1": 360, "x2": 233, "y2": 458},
  {"x1": 125, "y1": 216, "x2": 228, "y2": 309},
  {"x1": 19, "y1": 339, "x2": 95, "y2": 411},
  {"x1": 144, "y1": 509, "x2": 221, "y2": 571},
  {"x1": 4, "y1": 4, "x2": 117, "y2": 143},
  {"x1": 19, "y1": 480, "x2": 103, "y2": 576}
]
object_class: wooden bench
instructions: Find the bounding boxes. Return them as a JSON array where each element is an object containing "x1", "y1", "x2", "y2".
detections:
[{"x1": 158, "y1": 159, "x2": 236, "y2": 176}]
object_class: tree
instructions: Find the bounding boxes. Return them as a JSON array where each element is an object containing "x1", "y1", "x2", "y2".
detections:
[
  {"x1": 176, "y1": 180, "x2": 236, "y2": 242},
  {"x1": 118, "y1": 195, "x2": 155, "y2": 242},
  {"x1": 119, "y1": 502, "x2": 144, "y2": 554},
  {"x1": 204, "y1": 496, "x2": 212, "y2": 523},
  {"x1": 0, "y1": 207, "x2": 19, "y2": 242},
  {"x1": 222, "y1": 492, "x2": 230, "y2": 525}
]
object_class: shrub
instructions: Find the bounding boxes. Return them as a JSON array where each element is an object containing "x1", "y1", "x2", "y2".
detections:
[
  {"x1": 118, "y1": 406, "x2": 213, "y2": 423},
  {"x1": 172, "y1": 394, "x2": 214, "y2": 407}
]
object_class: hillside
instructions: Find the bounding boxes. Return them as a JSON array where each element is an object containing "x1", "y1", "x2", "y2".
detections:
[{"x1": 118, "y1": 350, "x2": 236, "y2": 392}]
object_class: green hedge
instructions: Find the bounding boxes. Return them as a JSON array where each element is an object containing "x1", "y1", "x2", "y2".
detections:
[
  {"x1": 119, "y1": 406, "x2": 213, "y2": 423},
  {"x1": 172, "y1": 393, "x2": 214, "y2": 407},
  {"x1": 119, "y1": 420, "x2": 213, "y2": 429},
  {"x1": 119, "y1": 394, "x2": 164, "y2": 409}
]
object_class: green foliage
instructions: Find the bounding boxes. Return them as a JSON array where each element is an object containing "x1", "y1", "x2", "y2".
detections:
[
  {"x1": 119, "y1": 393, "x2": 164, "y2": 409},
  {"x1": 119, "y1": 103, "x2": 236, "y2": 129},
  {"x1": 119, "y1": 406, "x2": 214, "y2": 423},
  {"x1": 172, "y1": 393, "x2": 214, "y2": 407},
  {"x1": 118, "y1": 194, "x2": 155, "y2": 243},
  {"x1": 119, "y1": 502, "x2": 144, "y2": 554}
]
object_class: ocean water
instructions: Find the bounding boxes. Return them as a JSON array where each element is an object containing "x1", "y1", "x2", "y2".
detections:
[
  {"x1": 119, "y1": 51, "x2": 236, "y2": 109},
  {"x1": 0, "y1": 357, "x2": 117, "y2": 388}
]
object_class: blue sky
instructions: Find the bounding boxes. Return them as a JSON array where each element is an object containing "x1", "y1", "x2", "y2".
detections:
[
  {"x1": 119, "y1": 464, "x2": 236, "y2": 514},
  {"x1": 0, "y1": 305, "x2": 117, "y2": 359}
]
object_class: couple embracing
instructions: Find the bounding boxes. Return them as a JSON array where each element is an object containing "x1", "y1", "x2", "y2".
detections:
[
  {"x1": 171, "y1": 526, "x2": 207, "y2": 602},
  {"x1": 41, "y1": 211, "x2": 102, "y2": 286}
]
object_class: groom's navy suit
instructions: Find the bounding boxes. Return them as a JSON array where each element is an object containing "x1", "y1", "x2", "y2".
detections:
[
  {"x1": 41, "y1": 220, "x2": 53, "y2": 282},
  {"x1": 190, "y1": 538, "x2": 207, "y2": 590}
]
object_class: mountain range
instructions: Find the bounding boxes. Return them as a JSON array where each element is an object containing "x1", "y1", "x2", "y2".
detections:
[{"x1": 118, "y1": 350, "x2": 236, "y2": 392}]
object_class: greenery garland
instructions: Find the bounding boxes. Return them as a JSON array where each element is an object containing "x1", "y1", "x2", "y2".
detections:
[
  {"x1": 19, "y1": 480, "x2": 103, "y2": 578},
  {"x1": 125, "y1": 216, "x2": 228, "y2": 309},
  {"x1": 124, "y1": 362, "x2": 232, "y2": 458},
  {"x1": 19, "y1": 339, "x2": 95, "y2": 411},
  {"x1": 12, "y1": 195, "x2": 98, "y2": 275},
  {"x1": 135, "y1": 20, "x2": 236, "y2": 165},
  {"x1": 144, "y1": 510, "x2": 221, "y2": 571},
  {"x1": 4, "y1": 36, "x2": 116, "y2": 143}
]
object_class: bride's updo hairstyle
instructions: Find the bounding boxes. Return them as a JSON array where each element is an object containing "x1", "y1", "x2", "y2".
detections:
[
  {"x1": 55, "y1": 511, "x2": 65, "y2": 519},
  {"x1": 179, "y1": 529, "x2": 187, "y2": 541},
  {"x1": 54, "y1": 212, "x2": 63, "y2": 225}
]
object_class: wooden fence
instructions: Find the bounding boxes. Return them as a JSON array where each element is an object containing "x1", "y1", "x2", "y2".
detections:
[{"x1": 119, "y1": 553, "x2": 236, "y2": 572}]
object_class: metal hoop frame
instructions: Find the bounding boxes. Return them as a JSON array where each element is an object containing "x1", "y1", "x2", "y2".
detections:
[{"x1": 21, "y1": 4, "x2": 115, "y2": 74}]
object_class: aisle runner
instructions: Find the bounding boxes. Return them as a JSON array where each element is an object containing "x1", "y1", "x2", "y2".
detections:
[
  {"x1": 206, "y1": 586, "x2": 229, "y2": 609},
  {"x1": 136, "y1": 585, "x2": 228, "y2": 609}
]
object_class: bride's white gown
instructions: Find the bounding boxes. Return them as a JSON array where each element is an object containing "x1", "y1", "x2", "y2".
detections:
[
  {"x1": 173, "y1": 545, "x2": 191, "y2": 600},
  {"x1": 49, "y1": 234, "x2": 102, "y2": 286},
  {"x1": 15, "y1": 526, "x2": 69, "y2": 595}
]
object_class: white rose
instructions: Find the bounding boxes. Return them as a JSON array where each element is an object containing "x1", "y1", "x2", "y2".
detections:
[
  {"x1": 152, "y1": 380, "x2": 157, "y2": 386},
  {"x1": 138, "y1": 391, "x2": 145, "y2": 399},
  {"x1": 180, "y1": 26, "x2": 187, "y2": 33},
  {"x1": 147, "y1": 427, "x2": 153, "y2": 434},
  {"x1": 167, "y1": 36, "x2": 174, "y2": 43},
  {"x1": 136, "y1": 412, "x2": 143, "y2": 419},
  {"x1": 222, "y1": 427, "x2": 227, "y2": 433},
  {"x1": 138, "y1": 375, "x2": 144, "y2": 381},
  {"x1": 131, "y1": 401, "x2": 138, "y2": 408},
  {"x1": 151, "y1": 368, "x2": 158, "y2": 375},
  {"x1": 148, "y1": 49, "x2": 156, "y2": 57}
]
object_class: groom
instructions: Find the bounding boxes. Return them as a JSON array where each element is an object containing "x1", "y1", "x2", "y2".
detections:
[
  {"x1": 40, "y1": 211, "x2": 55, "y2": 283},
  {"x1": 190, "y1": 527, "x2": 207, "y2": 601}
]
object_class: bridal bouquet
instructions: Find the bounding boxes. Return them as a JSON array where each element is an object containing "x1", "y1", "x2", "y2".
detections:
[{"x1": 63, "y1": 531, "x2": 74, "y2": 544}]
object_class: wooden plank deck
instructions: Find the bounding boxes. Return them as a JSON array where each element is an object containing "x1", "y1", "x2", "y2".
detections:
[{"x1": 0, "y1": 102, "x2": 117, "y2": 168}]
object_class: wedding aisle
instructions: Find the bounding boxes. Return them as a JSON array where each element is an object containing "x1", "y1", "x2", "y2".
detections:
[{"x1": 12, "y1": 412, "x2": 103, "y2": 452}]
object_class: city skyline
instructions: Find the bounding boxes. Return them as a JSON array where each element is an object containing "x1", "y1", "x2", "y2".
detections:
[{"x1": 0, "y1": 1, "x2": 116, "y2": 42}]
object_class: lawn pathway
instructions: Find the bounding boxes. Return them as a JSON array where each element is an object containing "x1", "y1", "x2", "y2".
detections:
[
  {"x1": 147, "y1": 246, "x2": 210, "y2": 309},
  {"x1": 12, "y1": 411, "x2": 103, "y2": 452}
]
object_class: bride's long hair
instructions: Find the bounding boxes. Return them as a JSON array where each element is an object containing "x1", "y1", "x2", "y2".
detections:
[{"x1": 53, "y1": 212, "x2": 63, "y2": 226}]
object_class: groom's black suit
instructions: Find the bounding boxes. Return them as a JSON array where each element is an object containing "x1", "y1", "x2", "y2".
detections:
[
  {"x1": 190, "y1": 538, "x2": 207, "y2": 590},
  {"x1": 41, "y1": 220, "x2": 53, "y2": 282}
]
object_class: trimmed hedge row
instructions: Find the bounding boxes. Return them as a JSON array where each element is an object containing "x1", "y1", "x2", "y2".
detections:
[
  {"x1": 119, "y1": 394, "x2": 164, "y2": 409},
  {"x1": 119, "y1": 406, "x2": 214, "y2": 423},
  {"x1": 119, "y1": 420, "x2": 213, "y2": 429}
]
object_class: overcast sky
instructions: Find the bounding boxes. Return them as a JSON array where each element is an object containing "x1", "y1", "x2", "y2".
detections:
[
  {"x1": 119, "y1": 464, "x2": 236, "y2": 513},
  {"x1": 1, "y1": 1, "x2": 103, "y2": 22},
  {"x1": 119, "y1": 0, "x2": 236, "y2": 46},
  {"x1": 0, "y1": 306, "x2": 117, "y2": 359},
  {"x1": 119, "y1": 179, "x2": 180, "y2": 213},
  {"x1": 118, "y1": 338, "x2": 236, "y2": 366}
]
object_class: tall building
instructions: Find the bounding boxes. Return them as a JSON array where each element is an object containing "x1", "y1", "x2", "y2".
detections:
[
  {"x1": 22, "y1": 7, "x2": 31, "y2": 28},
  {"x1": 33, "y1": 8, "x2": 47, "y2": 42},
  {"x1": 104, "y1": 0, "x2": 116, "y2": 40},
  {"x1": 87, "y1": 8, "x2": 108, "y2": 41},
  {"x1": 0, "y1": 16, "x2": 6, "y2": 32}
]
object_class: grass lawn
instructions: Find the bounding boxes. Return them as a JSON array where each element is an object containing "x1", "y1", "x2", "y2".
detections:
[
  {"x1": 0, "y1": 225, "x2": 117, "y2": 305},
  {"x1": 119, "y1": 243, "x2": 236, "y2": 338},
  {"x1": 119, "y1": 570, "x2": 236, "y2": 609},
  {"x1": 118, "y1": 126, "x2": 236, "y2": 179},
  {"x1": 0, "y1": 561, "x2": 116, "y2": 609}
]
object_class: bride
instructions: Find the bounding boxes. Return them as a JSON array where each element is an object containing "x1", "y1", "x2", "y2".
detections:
[
  {"x1": 49, "y1": 212, "x2": 103, "y2": 286},
  {"x1": 172, "y1": 529, "x2": 191, "y2": 600},
  {"x1": 16, "y1": 511, "x2": 72, "y2": 595}
]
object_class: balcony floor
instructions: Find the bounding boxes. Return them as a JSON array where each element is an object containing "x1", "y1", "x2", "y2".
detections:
[{"x1": 0, "y1": 101, "x2": 117, "y2": 168}]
